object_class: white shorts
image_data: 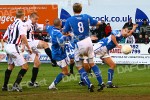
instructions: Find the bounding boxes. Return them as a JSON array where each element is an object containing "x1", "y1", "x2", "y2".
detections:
[
  {"x1": 57, "y1": 57, "x2": 69, "y2": 68},
  {"x1": 93, "y1": 43, "x2": 110, "y2": 59},
  {"x1": 26, "y1": 40, "x2": 40, "y2": 61},
  {"x1": 74, "y1": 37, "x2": 94, "y2": 61},
  {"x1": 5, "y1": 44, "x2": 26, "y2": 66}
]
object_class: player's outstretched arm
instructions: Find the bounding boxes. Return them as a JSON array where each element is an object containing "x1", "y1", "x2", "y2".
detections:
[
  {"x1": 111, "y1": 35, "x2": 122, "y2": 49},
  {"x1": 127, "y1": 24, "x2": 138, "y2": 36}
]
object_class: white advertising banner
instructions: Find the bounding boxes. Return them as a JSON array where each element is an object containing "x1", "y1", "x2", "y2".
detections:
[
  {"x1": 0, "y1": 43, "x2": 150, "y2": 64},
  {"x1": 0, "y1": 0, "x2": 150, "y2": 30}
]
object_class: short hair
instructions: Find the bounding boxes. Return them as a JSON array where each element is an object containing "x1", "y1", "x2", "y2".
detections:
[
  {"x1": 30, "y1": 12, "x2": 39, "y2": 18},
  {"x1": 16, "y1": 10, "x2": 24, "y2": 18},
  {"x1": 53, "y1": 18, "x2": 61, "y2": 27},
  {"x1": 73, "y1": 3, "x2": 82, "y2": 13}
]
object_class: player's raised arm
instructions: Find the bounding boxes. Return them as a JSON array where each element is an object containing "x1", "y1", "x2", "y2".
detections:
[
  {"x1": 127, "y1": 24, "x2": 138, "y2": 36},
  {"x1": 88, "y1": 15, "x2": 100, "y2": 26},
  {"x1": 42, "y1": 19, "x2": 50, "y2": 31}
]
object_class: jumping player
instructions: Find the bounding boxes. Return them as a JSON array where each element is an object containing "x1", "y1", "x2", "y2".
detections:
[
  {"x1": 23, "y1": 12, "x2": 57, "y2": 87},
  {"x1": 63, "y1": 3, "x2": 105, "y2": 92},
  {"x1": 93, "y1": 24, "x2": 137, "y2": 88},
  {"x1": 2, "y1": 10, "x2": 32, "y2": 92}
]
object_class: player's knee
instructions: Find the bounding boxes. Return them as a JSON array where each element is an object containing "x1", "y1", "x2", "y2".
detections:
[
  {"x1": 22, "y1": 63, "x2": 29, "y2": 70},
  {"x1": 62, "y1": 70, "x2": 69, "y2": 75},
  {"x1": 43, "y1": 41, "x2": 49, "y2": 49},
  {"x1": 8, "y1": 64, "x2": 14, "y2": 70},
  {"x1": 89, "y1": 63, "x2": 95, "y2": 68},
  {"x1": 110, "y1": 63, "x2": 116, "y2": 69},
  {"x1": 34, "y1": 61, "x2": 41, "y2": 68},
  {"x1": 70, "y1": 59, "x2": 74, "y2": 64}
]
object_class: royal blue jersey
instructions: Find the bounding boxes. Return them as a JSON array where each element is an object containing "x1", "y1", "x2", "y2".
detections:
[
  {"x1": 46, "y1": 25, "x2": 54, "y2": 36},
  {"x1": 99, "y1": 30, "x2": 123, "y2": 50},
  {"x1": 48, "y1": 27, "x2": 67, "y2": 61},
  {"x1": 63, "y1": 14, "x2": 98, "y2": 41}
]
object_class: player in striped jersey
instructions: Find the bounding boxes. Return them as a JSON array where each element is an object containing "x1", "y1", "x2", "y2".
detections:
[
  {"x1": 22, "y1": 12, "x2": 57, "y2": 87},
  {"x1": 2, "y1": 10, "x2": 32, "y2": 92}
]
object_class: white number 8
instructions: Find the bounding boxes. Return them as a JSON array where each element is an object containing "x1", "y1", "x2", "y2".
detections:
[{"x1": 78, "y1": 22, "x2": 84, "y2": 33}]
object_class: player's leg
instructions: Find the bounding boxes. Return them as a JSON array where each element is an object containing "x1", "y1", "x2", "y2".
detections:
[
  {"x1": 12, "y1": 52, "x2": 28, "y2": 92},
  {"x1": 37, "y1": 40, "x2": 57, "y2": 66},
  {"x1": 79, "y1": 60, "x2": 91, "y2": 86},
  {"x1": 88, "y1": 43, "x2": 104, "y2": 91},
  {"x1": 88, "y1": 59, "x2": 105, "y2": 91},
  {"x1": 76, "y1": 62, "x2": 94, "y2": 92},
  {"x1": 2, "y1": 63, "x2": 14, "y2": 91},
  {"x1": 29, "y1": 54, "x2": 41, "y2": 87},
  {"x1": 69, "y1": 59, "x2": 75, "y2": 74},
  {"x1": 48, "y1": 58, "x2": 69, "y2": 90},
  {"x1": 2, "y1": 50, "x2": 15, "y2": 91},
  {"x1": 103, "y1": 57, "x2": 118, "y2": 88},
  {"x1": 74, "y1": 43, "x2": 94, "y2": 92}
]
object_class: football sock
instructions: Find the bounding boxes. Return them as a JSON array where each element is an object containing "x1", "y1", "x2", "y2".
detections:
[
  {"x1": 70, "y1": 63, "x2": 74, "y2": 73},
  {"x1": 54, "y1": 73, "x2": 65, "y2": 85},
  {"x1": 13, "y1": 69, "x2": 27, "y2": 86},
  {"x1": 3, "y1": 69, "x2": 12, "y2": 87},
  {"x1": 107, "y1": 69, "x2": 114, "y2": 85},
  {"x1": 44, "y1": 48, "x2": 57, "y2": 65},
  {"x1": 91, "y1": 65, "x2": 103, "y2": 85},
  {"x1": 31, "y1": 67, "x2": 39, "y2": 83},
  {"x1": 78, "y1": 68, "x2": 91, "y2": 88}
]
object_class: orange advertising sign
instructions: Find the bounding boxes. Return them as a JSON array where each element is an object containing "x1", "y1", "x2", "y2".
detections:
[{"x1": 0, "y1": 5, "x2": 58, "y2": 30}]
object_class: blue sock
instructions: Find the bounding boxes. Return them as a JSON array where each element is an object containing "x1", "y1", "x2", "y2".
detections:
[
  {"x1": 54, "y1": 73, "x2": 65, "y2": 85},
  {"x1": 80, "y1": 76, "x2": 84, "y2": 82},
  {"x1": 78, "y1": 68, "x2": 91, "y2": 88},
  {"x1": 107, "y1": 69, "x2": 114, "y2": 85},
  {"x1": 91, "y1": 65, "x2": 103, "y2": 85}
]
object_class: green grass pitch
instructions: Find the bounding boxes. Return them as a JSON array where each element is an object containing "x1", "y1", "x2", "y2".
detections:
[{"x1": 0, "y1": 63, "x2": 150, "y2": 100}]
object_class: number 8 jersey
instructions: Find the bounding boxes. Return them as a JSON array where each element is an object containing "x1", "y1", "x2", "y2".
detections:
[{"x1": 63, "y1": 14, "x2": 98, "y2": 41}]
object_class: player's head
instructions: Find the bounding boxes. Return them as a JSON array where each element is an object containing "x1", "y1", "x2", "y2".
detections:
[
  {"x1": 30, "y1": 12, "x2": 39, "y2": 24},
  {"x1": 16, "y1": 9, "x2": 24, "y2": 20},
  {"x1": 53, "y1": 18, "x2": 62, "y2": 29},
  {"x1": 121, "y1": 26, "x2": 130, "y2": 37},
  {"x1": 73, "y1": 3, "x2": 82, "y2": 14}
]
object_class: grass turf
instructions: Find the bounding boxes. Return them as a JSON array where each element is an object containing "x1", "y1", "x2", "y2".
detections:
[{"x1": 0, "y1": 63, "x2": 150, "y2": 100}]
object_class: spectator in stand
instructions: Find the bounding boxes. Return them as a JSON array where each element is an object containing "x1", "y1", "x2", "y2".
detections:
[
  {"x1": 0, "y1": 31, "x2": 4, "y2": 51},
  {"x1": 38, "y1": 32, "x2": 44, "y2": 40},
  {"x1": 123, "y1": 19, "x2": 133, "y2": 29},
  {"x1": 136, "y1": 34, "x2": 144, "y2": 43},
  {"x1": 90, "y1": 26, "x2": 99, "y2": 43},
  {"x1": 143, "y1": 34, "x2": 149, "y2": 44},
  {"x1": 125, "y1": 35, "x2": 135, "y2": 44},
  {"x1": 105, "y1": 23, "x2": 112, "y2": 37},
  {"x1": 97, "y1": 20, "x2": 106, "y2": 39},
  {"x1": 140, "y1": 19, "x2": 149, "y2": 37},
  {"x1": 44, "y1": 33, "x2": 50, "y2": 42}
]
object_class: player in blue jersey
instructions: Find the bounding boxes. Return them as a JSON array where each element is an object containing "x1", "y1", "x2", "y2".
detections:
[
  {"x1": 47, "y1": 18, "x2": 70, "y2": 90},
  {"x1": 63, "y1": 3, "x2": 105, "y2": 92},
  {"x1": 93, "y1": 24, "x2": 137, "y2": 88}
]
